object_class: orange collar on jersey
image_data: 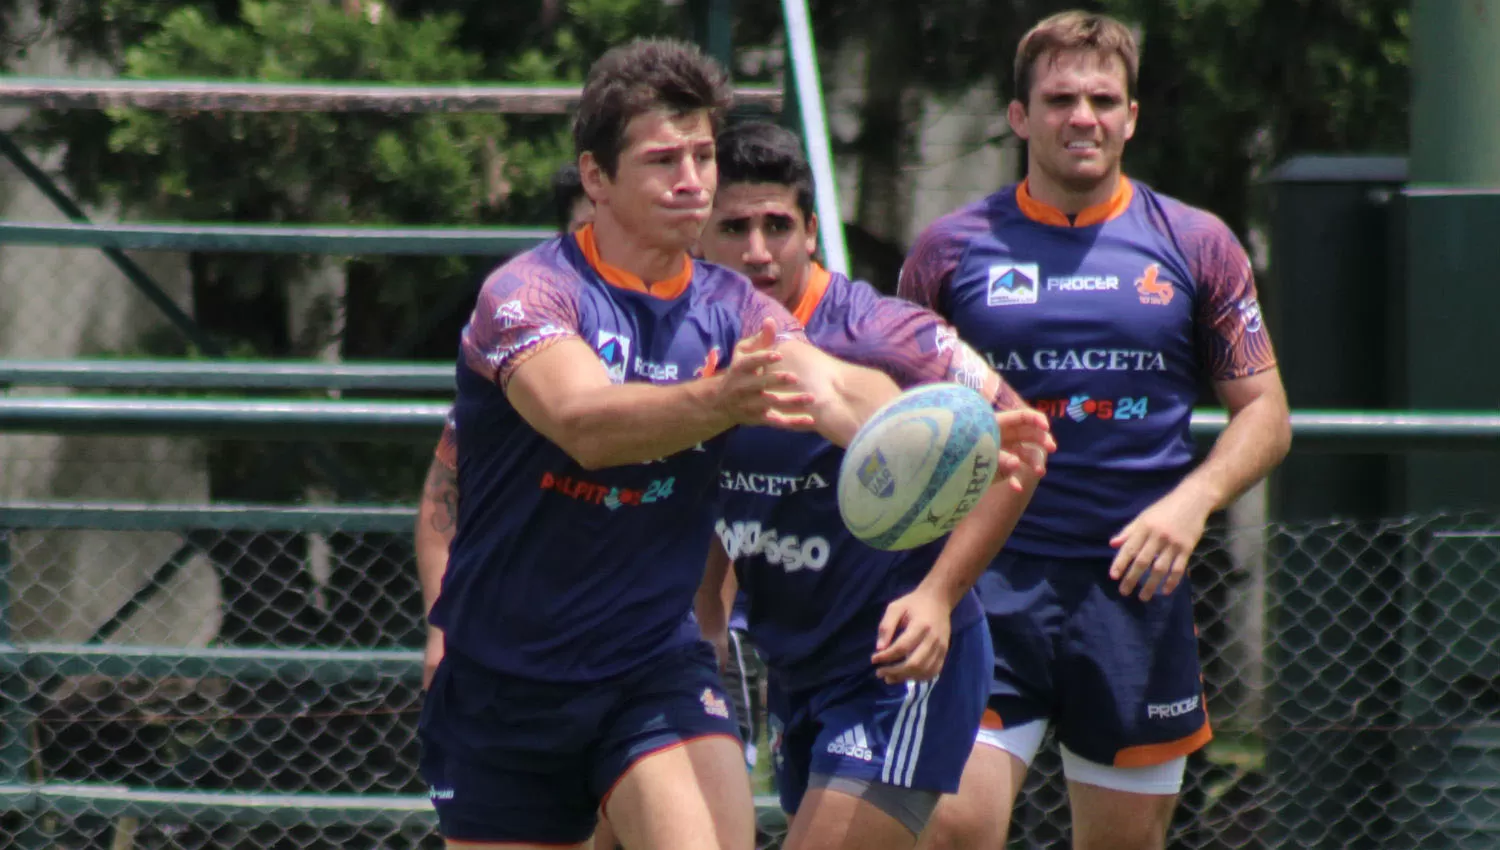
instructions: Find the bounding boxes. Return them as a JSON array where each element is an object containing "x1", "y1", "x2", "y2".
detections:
[
  {"x1": 789, "y1": 263, "x2": 833, "y2": 325},
  {"x1": 1016, "y1": 176, "x2": 1134, "y2": 228},
  {"x1": 573, "y1": 223, "x2": 693, "y2": 300}
]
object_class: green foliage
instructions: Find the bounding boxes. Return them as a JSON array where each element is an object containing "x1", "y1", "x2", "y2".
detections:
[{"x1": 1099, "y1": 0, "x2": 1410, "y2": 237}]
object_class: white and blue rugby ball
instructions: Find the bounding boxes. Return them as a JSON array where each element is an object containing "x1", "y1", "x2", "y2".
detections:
[{"x1": 837, "y1": 382, "x2": 1001, "y2": 551}]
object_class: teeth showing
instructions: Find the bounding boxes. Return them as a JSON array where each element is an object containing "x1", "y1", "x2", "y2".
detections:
[{"x1": 1066, "y1": 141, "x2": 1098, "y2": 150}]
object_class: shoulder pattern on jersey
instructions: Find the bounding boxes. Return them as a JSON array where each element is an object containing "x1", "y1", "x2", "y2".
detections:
[
  {"x1": 460, "y1": 241, "x2": 584, "y2": 389},
  {"x1": 1139, "y1": 188, "x2": 1277, "y2": 381},
  {"x1": 897, "y1": 192, "x2": 1010, "y2": 313}
]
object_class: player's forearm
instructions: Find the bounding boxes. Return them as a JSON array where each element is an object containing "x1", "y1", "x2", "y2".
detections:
[
  {"x1": 416, "y1": 533, "x2": 449, "y2": 621},
  {"x1": 415, "y1": 456, "x2": 458, "y2": 623},
  {"x1": 1177, "y1": 393, "x2": 1292, "y2": 512},
  {"x1": 695, "y1": 543, "x2": 733, "y2": 666},
  {"x1": 778, "y1": 341, "x2": 901, "y2": 448},
  {"x1": 550, "y1": 379, "x2": 735, "y2": 469},
  {"x1": 918, "y1": 462, "x2": 1042, "y2": 608}
]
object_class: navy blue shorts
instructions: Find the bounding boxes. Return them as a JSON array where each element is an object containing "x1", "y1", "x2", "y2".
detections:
[
  {"x1": 979, "y1": 551, "x2": 1211, "y2": 768},
  {"x1": 418, "y1": 639, "x2": 741, "y2": 844},
  {"x1": 766, "y1": 617, "x2": 992, "y2": 815}
]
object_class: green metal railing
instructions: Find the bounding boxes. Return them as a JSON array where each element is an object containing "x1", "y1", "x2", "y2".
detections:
[{"x1": 1, "y1": 393, "x2": 1497, "y2": 447}]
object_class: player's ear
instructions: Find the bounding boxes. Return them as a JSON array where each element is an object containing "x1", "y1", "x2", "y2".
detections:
[
  {"x1": 1006, "y1": 99, "x2": 1030, "y2": 142},
  {"x1": 1125, "y1": 99, "x2": 1139, "y2": 142},
  {"x1": 578, "y1": 152, "x2": 608, "y2": 203},
  {"x1": 805, "y1": 212, "x2": 819, "y2": 259}
]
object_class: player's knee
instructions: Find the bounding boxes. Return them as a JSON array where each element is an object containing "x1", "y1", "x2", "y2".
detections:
[{"x1": 916, "y1": 792, "x2": 1009, "y2": 850}]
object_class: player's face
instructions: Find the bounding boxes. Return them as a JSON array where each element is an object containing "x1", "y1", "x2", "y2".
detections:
[
  {"x1": 698, "y1": 182, "x2": 818, "y2": 310},
  {"x1": 1009, "y1": 48, "x2": 1137, "y2": 198},
  {"x1": 583, "y1": 108, "x2": 716, "y2": 252}
]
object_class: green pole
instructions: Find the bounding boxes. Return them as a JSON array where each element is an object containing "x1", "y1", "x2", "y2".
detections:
[
  {"x1": 1403, "y1": 1, "x2": 1500, "y2": 512},
  {"x1": 1401, "y1": 10, "x2": 1500, "y2": 847},
  {"x1": 688, "y1": 0, "x2": 735, "y2": 74},
  {"x1": 1410, "y1": 2, "x2": 1500, "y2": 186}
]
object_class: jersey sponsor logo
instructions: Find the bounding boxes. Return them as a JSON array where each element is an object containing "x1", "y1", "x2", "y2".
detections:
[
  {"x1": 1031, "y1": 395, "x2": 1149, "y2": 422},
  {"x1": 1146, "y1": 695, "x2": 1201, "y2": 720},
  {"x1": 1135, "y1": 263, "x2": 1175, "y2": 306},
  {"x1": 715, "y1": 519, "x2": 831, "y2": 572},
  {"x1": 1047, "y1": 274, "x2": 1120, "y2": 292},
  {"x1": 428, "y1": 786, "x2": 455, "y2": 801},
  {"x1": 827, "y1": 724, "x2": 875, "y2": 762},
  {"x1": 495, "y1": 299, "x2": 526, "y2": 327},
  {"x1": 539, "y1": 472, "x2": 675, "y2": 509},
  {"x1": 694, "y1": 346, "x2": 722, "y2": 378},
  {"x1": 1238, "y1": 297, "x2": 1263, "y2": 333},
  {"x1": 633, "y1": 357, "x2": 679, "y2": 382},
  {"x1": 986, "y1": 263, "x2": 1039, "y2": 307},
  {"x1": 595, "y1": 331, "x2": 631, "y2": 383},
  {"x1": 719, "y1": 469, "x2": 830, "y2": 495},
  {"x1": 700, "y1": 687, "x2": 730, "y2": 719},
  {"x1": 986, "y1": 349, "x2": 1167, "y2": 372}
]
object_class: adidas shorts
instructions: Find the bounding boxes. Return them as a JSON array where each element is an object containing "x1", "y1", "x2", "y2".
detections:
[{"x1": 766, "y1": 618, "x2": 991, "y2": 816}]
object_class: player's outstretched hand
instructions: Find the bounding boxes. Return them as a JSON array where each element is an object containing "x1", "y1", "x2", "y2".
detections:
[
  {"x1": 993, "y1": 409, "x2": 1055, "y2": 490},
  {"x1": 715, "y1": 318, "x2": 817, "y2": 429},
  {"x1": 871, "y1": 587, "x2": 951, "y2": 683},
  {"x1": 1108, "y1": 490, "x2": 1212, "y2": 601},
  {"x1": 422, "y1": 627, "x2": 445, "y2": 691}
]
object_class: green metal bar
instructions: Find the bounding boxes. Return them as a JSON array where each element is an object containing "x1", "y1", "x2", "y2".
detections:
[
  {"x1": 0, "y1": 784, "x2": 785, "y2": 830},
  {"x1": 0, "y1": 359, "x2": 453, "y2": 392},
  {"x1": 0, "y1": 221, "x2": 553, "y2": 255},
  {"x1": 0, "y1": 133, "x2": 378, "y2": 501},
  {"x1": 0, "y1": 502, "x2": 414, "y2": 533},
  {"x1": 0, "y1": 132, "x2": 224, "y2": 355},
  {"x1": 0, "y1": 77, "x2": 782, "y2": 115},
  {"x1": 1187, "y1": 410, "x2": 1500, "y2": 453},
  {"x1": 4, "y1": 398, "x2": 1500, "y2": 449},
  {"x1": 0, "y1": 784, "x2": 435, "y2": 829},
  {"x1": 0, "y1": 397, "x2": 446, "y2": 440},
  {"x1": 3, "y1": 644, "x2": 421, "y2": 682}
]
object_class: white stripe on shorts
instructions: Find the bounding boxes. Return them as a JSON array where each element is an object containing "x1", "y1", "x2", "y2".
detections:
[{"x1": 881, "y1": 678, "x2": 936, "y2": 787}]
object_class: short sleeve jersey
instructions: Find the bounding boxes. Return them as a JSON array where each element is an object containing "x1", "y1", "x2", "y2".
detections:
[
  {"x1": 899, "y1": 179, "x2": 1276, "y2": 557},
  {"x1": 713, "y1": 266, "x2": 1025, "y2": 690},
  {"x1": 429, "y1": 224, "x2": 801, "y2": 682}
]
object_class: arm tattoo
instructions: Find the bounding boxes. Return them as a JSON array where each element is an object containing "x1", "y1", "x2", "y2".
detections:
[{"x1": 423, "y1": 457, "x2": 459, "y2": 535}]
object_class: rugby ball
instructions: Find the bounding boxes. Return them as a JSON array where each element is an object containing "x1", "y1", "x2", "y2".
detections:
[{"x1": 837, "y1": 382, "x2": 1001, "y2": 551}]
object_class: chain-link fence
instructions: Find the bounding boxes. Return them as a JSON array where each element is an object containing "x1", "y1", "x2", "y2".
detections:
[{"x1": 0, "y1": 500, "x2": 1498, "y2": 849}]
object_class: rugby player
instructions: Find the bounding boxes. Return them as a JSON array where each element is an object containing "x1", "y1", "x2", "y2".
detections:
[{"x1": 899, "y1": 12, "x2": 1291, "y2": 850}]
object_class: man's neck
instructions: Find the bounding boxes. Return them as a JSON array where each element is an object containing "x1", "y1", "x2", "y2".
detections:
[
  {"x1": 1024, "y1": 169, "x2": 1122, "y2": 217},
  {"x1": 590, "y1": 213, "x2": 686, "y2": 284}
]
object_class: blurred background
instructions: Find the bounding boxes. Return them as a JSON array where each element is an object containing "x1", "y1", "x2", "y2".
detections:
[{"x1": 0, "y1": 1, "x2": 1495, "y2": 848}]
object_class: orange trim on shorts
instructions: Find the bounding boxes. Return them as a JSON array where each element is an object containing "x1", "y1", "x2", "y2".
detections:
[
  {"x1": 597, "y1": 732, "x2": 743, "y2": 814},
  {"x1": 1113, "y1": 718, "x2": 1213, "y2": 769},
  {"x1": 789, "y1": 263, "x2": 833, "y2": 325},
  {"x1": 980, "y1": 707, "x2": 1005, "y2": 730},
  {"x1": 1015, "y1": 177, "x2": 1133, "y2": 228},
  {"x1": 574, "y1": 223, "x2": 693, "y2": 299}
]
